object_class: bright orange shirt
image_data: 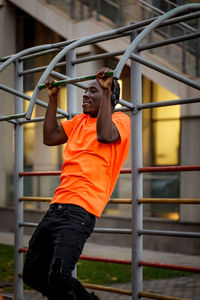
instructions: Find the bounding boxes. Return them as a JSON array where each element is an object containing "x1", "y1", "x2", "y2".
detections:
[{"x1": 51, "y1": 112, "x2": 130, "y2": 217}]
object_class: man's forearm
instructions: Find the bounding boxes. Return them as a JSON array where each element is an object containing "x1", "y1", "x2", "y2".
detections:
[
  {"x1": 97, "y1": 89, "x2": 118, "y2": 143},
  {"x1": 43, "y1": 95, "x2": 59, "y2": 144}
]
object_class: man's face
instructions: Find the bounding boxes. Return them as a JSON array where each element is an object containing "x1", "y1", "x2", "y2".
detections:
[{"x1": 82, "y1": 80, "x2": 103, "y2": 117}]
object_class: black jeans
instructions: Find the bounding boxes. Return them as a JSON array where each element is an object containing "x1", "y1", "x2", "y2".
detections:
[{"x1": 23, "y1": 203, "x2": 96, "y2": 300}]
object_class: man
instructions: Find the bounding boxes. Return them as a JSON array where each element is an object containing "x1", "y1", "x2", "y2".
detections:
[{"x1": 23, "y1": 68, "x2": 130, "y2": 300}]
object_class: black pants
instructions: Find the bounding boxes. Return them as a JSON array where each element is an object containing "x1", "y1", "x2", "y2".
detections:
[{"x1": 23, "y1": 203, "x2": 96, "y2": 300}]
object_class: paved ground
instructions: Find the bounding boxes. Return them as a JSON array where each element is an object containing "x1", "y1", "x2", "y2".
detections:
[
  {"x1": 1, "y1": 232, "x2": 200, "y2": 299},
  {"x1": 20, "y1": 274, "x2": 200, "y2": 300}
]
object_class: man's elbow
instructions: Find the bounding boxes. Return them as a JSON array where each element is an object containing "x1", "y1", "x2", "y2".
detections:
[
  {"x1": 97, "y1": 134, "x2": 119, "y2": 144},
  {"x1": 43, "y1": 137, "x2": 54, "y2": 146}
]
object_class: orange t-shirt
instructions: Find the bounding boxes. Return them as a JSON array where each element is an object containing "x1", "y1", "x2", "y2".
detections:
[{"x1": 51, "y1": 112, "x2": 130, "y2": 217}]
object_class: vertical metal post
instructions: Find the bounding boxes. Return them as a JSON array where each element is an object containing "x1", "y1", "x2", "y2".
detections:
[
  {"x1": 96, "y1": 0, "x2": 100, "y2": 21},
  {"x1": 66, "y1": 49, "x2": 77, "y2": 118},
  {"x1": 14, "y1": 59, "x2": 24, "y2": 300},
  {"x1": 80, "y1": 0, "x2": 84, "y2": 20},
  {"x1": 89, "y1": 0, "x2": 93, "y2": 18},
  {"x1": 130, "y1": 31, "x2": 143, "y2": 300},
  {"x1": 116, "y1": 0, "x2": 124, "y2": 27},
  {"x1": 195, "y1": 36, "x2": 199, "y2": 77},
  {"x1": 70, "y1": 0, "x2": 75, "y2": 19},
  {"x1": 66, "y1": 49, "x2": 77, "y2": 278}
]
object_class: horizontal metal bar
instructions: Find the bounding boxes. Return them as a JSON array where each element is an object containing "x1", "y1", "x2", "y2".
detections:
[
  {"x1": 109, "y1": 198, "x2": 132, "y2": 204},
  {"x1": 119, "y1": 99, "x2": 134, "y2": 109},
  {"x1": 139, "y1": 229, "x2": 200, "y2": 238},
  {"x1": 51, "y1": 70, "x2": 86, "y2": 90},
  {"x1": 0, "y1": 114, "x2": 16, "y2": 124},
  {"x1": 71, "y1": 50, "x2": 125, "y2": 65},
  {"x1": 18, "y1": 166, "x2": 200, "y2": 177},
  {"x1": 18, "y1": 247, "x2": 199, "y2": 273},
  {"x1": 139, "y1": 198, "x2": 200, "y2": 204},
  {"x1": 94, "y1": 228, "x2": 131, "y2": 234},
  {"x1": 19, "y1": 114, "x2": 65, "y2": 124},
  {"x1": 83, "y1": 283, "x2": 131, "y2": 295},
  {"x1": 0, "y1": 113, "x2": 26, "y2": 122},
  {"x1": 19, "y1": 61, "x2": 66, "y2": 76},
  {"x1": 80, "y1": 255, "x2": 131, "y2": 265},
  {"x1": 115, "y1": 106, "x2": 131, "y2": 112},
  {"x1": 139, "y1": 165, "x2": 200, "y2": 173},
  {"x1": 139, "y1": 291, "x2": 188, "y2": 300},
  {"x1": 19, "y1": 196, "x2": 51, "y2": 202},
  {"x1": 18, "y1": 248, "x2": 27, "y2": 253},
  {"x1": 139, "y1": 261, "x2": 200, "y2": 273},
  {"x1": 38, "y1": 71, "x2": 113, "y2": 90},
  {"x1": 0, "y1": 83, "x2": 68, "y2": 117},
  {"x1": 19, "y1": 47, "x2": 62, "y2": 62},
  {"x1": 120, "y1": 168, "x2": 132, "y2": 174},
  {"x1": 131, "y1": 53, "x2": 200, "y2": 91},
  {"x1": 18, "y1": 247, "x2": 131, "y2": 264},
  {"x1": 19, "y1": 168, "x2": 132, "y2": 177},
  {"x1": 138, "y1": 97, "x2": 200, "y2": 110},
  {"x1": 19, "y1": 171, "x2": 61, "y2": 177},
  {"x1": 19, "y1": 196, "x2": 131, "y2": 204},
  {"x1": 20, "y1": 222, "x2": 132, "y2": 234},
  {"x1": 20, "y1": 222, "x2": 38, "y2": 228},
  {"x1": 139, "y1": 31, "x2": 200, "y2": 52}
]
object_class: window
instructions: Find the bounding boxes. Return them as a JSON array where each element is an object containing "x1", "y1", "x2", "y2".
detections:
[{"x1": 152, "y1": 83, "x2": 180, "y2": 165}]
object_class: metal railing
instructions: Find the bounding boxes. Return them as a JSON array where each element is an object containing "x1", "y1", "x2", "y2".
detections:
[
  {"x1": 1, "y1": 3, "x2": 200, "y2": 300},
  {"x1": 44, "y1": 0, "x2": 200, "y2": 76}
]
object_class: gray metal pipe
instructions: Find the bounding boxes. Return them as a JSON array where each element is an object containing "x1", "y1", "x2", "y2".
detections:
[
  {"x1": 14, "y1": 59, "x2": 24, "y2": 300},
  {"x1": 19, "y1": 114, "x2": 65, "y2": 124},
  {"x1": 67, "y1": 49, "x2": 77, "y2": 118},
  {"x1": 0, "y1": 83, "x2": 69, "y2": 117},
  {"x1": 130, "y1": 31, "x2": 143, "y2": 300},
  {"x1": 25, "y1": 27, "x2": 133, "y2": 119},
  {"x1": 113, "y1": 3, "x2": 200, "y2": 79},
  {"x1": 0, "y1": 9, "x2": 199, "y2": 65},
  {"x1": 71, "y1": 50, "x2": 125, "y2": 65},
  {"x1": 51, "y1": 70, "x2": 86, "y2": 89},
  {"x1": 138, "y1": 97, "x2": 200, "y2": 110},
  {"x1": 131, "y1": 53, "x2": 200, "y2": 90},
  {"x1": 20, "y1": 222, "x2": 132, "y2": 234},
  {"x1": 139, "y1": 31, "x2": 200, "y2": 52},
  {"x1": 139, "y1": 229, "x2": 200, "y2": 238},
  {"x1": 139, "y1": 0, "x2": 197, "y2": 33},
  {"x1": 0, "y1": 114, "x2": 16, "y2": 124},
  {"x1": 0, "y1": 113, "x2": 26, "y2": 122}
]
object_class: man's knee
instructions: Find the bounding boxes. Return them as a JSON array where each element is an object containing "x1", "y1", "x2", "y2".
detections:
[
  {"x1": 23, "y1": 249, "x2": 49, "y2": 296},
  {"x1": 49, "y1": 257, "x2": 75, "y2": 299}
]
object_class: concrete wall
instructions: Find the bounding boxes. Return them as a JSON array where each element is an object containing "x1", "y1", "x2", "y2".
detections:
[{"x1": 180, "y1": 81, "x2": 200, "y2": 223}]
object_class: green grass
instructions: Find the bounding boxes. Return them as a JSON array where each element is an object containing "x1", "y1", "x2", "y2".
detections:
[
  {"x1": 0, "y1": 243, "x2": 195, "y2": 293},
  {"x1": 77, "y1": 260, "x2": 194, "y2": 285},
  {"x1": 0, "y1": 244, "x2": 14, "y2": 283}
]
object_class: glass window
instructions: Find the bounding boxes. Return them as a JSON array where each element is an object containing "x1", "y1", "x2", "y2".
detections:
[{"x1": 152, "y1": 83, "x2": 180, "y2": 165}]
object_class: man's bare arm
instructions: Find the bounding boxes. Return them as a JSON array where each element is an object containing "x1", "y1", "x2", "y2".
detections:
[
  {"x1": 43, "y1": 79, "x2": 68, "y2": 146},
  {"x1": 96, "y1": 68, "x2": 120, "y2": 144}
]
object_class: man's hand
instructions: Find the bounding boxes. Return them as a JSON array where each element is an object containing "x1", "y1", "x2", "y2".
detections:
[
  {"x1": 45, "y1": 78, "x2": 60, "y2": 98},
  {"x1": 96, "y1": 67, "x2": 113, "y2": 92}
]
